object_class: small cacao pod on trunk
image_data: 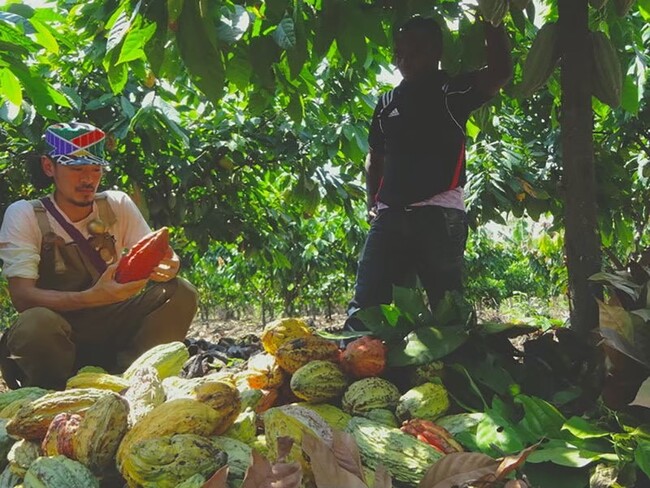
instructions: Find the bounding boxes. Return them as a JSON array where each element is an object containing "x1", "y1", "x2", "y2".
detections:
[
  {"x1": 519, "y1": 22, "x2": 560, "y2": 98},
  {"x1": 115, "y1": 227, "x2": 169, "y2": 283},
  {"x1": 478, "y1": 0, "x2": 509, "y2": 26},
  {"x1": 591, "y1": 30, "x2": 622, "y2": 108}
]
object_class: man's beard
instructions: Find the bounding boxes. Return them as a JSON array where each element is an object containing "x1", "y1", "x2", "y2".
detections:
[{"x1": 70, "y1": 199, "x2": 94, "y2": 207}]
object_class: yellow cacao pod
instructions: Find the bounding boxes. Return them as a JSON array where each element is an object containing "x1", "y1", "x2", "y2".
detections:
[
  {"x1": 245, "y1": 353, "x2": 286, "y2": 390},
  {"x1": 591, "y1": 31, "x2": 622, "y2": 108},
  {"x1": 395, "y1": 382, "x2": 451, "y2": 422},
  {"x1": 123, "y1": 366, "x2": 166, "y2": 427},
  {"x1": 519, "y1": 22, "x2": 560, "y2": 98},
  {"x1": 194, "y1": 380, "x2": 241, "y2": 435},
  {"x1": 66, "y1": 372, "x2": 130, "y2": 392},
  {"x1": 123, "y1": 341, "x2": 189, "y2": 381},
  {"x1": 116, "y1": 398, "x2": 222, "y2": 474},
  {"x1": 6, "y1": 388, "x2": 109, "y2": 441},
  {"x1": 260, "y1": 317, "x2": 312, "y2": 355},
  {"x1": 478, "y1": 0, "x2": 508, "y2": 26},
  {"x1": 275, "y1": 335, "x2": 340, "y2": 374}
]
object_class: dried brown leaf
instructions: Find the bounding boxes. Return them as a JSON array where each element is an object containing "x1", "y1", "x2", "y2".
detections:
[
  {"x1": 277, "y1": 436, "x2": 295, "y2": 462},
  {"x1": 331, "y1": 431, "x2": 366, "y2": 480},
  {"x1": 417, "y1": 452, "x2": 499, "y2": 488},
  {"x1": 202, "y1": 465, "x2": 229, "y2": 488},
  {"x1": 302, "y1": 434, "x2": 368, "y2": 488},
  {"x1": 373, "y1": 464, "x2": 393, "y2": 488},
  {"x1": 493, "y1": 442, "x2": 541, "y2": 480}
]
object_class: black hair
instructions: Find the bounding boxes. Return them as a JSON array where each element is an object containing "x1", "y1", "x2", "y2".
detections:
[
  {"x1": 395, "y1": 15, "x2": 443, "y2": 49},
  {"x1": 25, "y1": 152, "x2": 53, "y2": 190}
]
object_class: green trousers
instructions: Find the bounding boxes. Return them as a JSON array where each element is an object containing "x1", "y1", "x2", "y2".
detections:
[{"x1": 0, "y1": 278, "x2": 197, "y2": 390}]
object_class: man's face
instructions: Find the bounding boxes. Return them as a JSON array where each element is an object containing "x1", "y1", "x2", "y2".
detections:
[
  {"x1": 42, "y1": 157, "x2": 103, "y2": 207},
  {"x1": 394, "y1": 30, "x2": 441, "y2": 81}
]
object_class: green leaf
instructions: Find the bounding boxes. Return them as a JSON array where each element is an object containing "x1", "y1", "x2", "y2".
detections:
[
  {"x1": 561, "y1": 417, "x2": 610, "y2": 439},
  {"x1": 523, "y1": 463, "x2": 589, "y2": 488},
  {"x1": 0, "y1": 67, "x2": 22, "y2": 106},
  {"x1": 392, "y1": 286, "x2": 431, "y2": 324},
  {"x1": 635, "y1": 439, "x2": 650, "y2": 477},
  {"x1": 475, "y1": 407, "x2": 525, "y2": 456},
  {"x1": 589, "y1": 271, "x2": 641, "y2": 301},
  {"x1": 29, "y1": 18, "x2": 58, "y2": 54},
  {"x1": 621, "y1": 74, "x2": 640, "y2": 115},
  {"x1": 117, "y1": 22, "x2": 156, "y2": 65},
  {"x1": 387, "y1": 325, "x2": 468, "y2": 367},
  {"x1": 432, "y1": 290, "x2": 475, "y2": 327},
  {"x1": 630, "y1": 377, "x2": 650, "y2": 408},
  {"x1": 597, "y1": 299, "x2": 650, "y2": 367},
  {"x1": 526, "y1": 440, "x2": 618, "y2": 468},
  {"x1": 515, "y1": 394, "x2": 567, "y2": 441},
  {"x1": 106, "y1": 7, "x2": 130, "y2": 53},
  {"x1": 216, "y1": 5, "x2": 249, "y2": 44},
  {"x1": 272, "y1": 17, "x2": 296, "y2": 50},
  {"x1": 225, "y1": 52, "x2": 252, "y2": 91},
  {"x1": 176, "y1": 0, "x2": 225, "y2": 102}
]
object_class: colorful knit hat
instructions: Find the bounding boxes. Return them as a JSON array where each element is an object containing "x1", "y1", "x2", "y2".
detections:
[{"x1": 45, "y1": 122, "x2": 109, "y2": 166}]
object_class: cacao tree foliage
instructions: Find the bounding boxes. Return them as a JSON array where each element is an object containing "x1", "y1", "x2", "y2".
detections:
[{"x1": 0, "y1": 0, "x2": 649, "y2": 315}]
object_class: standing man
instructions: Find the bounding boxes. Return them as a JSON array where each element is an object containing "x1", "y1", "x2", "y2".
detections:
[
  {"x1": 347, "y1": 15, "x2": 512, "y2": 329},
  {"x1": 0, "y1": 122, "x2": 198, "y2": 389}
]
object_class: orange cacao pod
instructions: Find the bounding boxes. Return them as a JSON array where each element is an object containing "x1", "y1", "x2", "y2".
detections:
[{"x1": 340, "y1": 336, "x2": 387, "y2": 379}]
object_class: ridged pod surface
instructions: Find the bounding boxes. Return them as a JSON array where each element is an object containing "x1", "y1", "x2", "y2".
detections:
[
  {"x1": 260, "y1": 317, "x2": 312, "y2": 355},
  {"x1": 116, "y1": 398, "x2": 223, "y2": 475},
  {"x1": 6, "y1": 439, "x2": 40, "y2": 477},
  {"x1": 6, "y1": 388, "x2": 109, "y2": 441},
  {"x1": 194, "y1": 380, "x2": 241, "y2": 435},
  {"x1": 211, "y1": 436, "x2": 252, "y2": 485},
  {"x1": 41, "y1": 412, "x2": 81, "y2": 458},
  {"x1": 519, "y1": 22, "x2": 560, "y2": 98},
  {"x1": 345, "y1": 417, "x2": 444, "y2": 485},
  {"x1": 123, "y1": 366, "x2": 166, "y2": 427},
  {"x1": 290, "y1": 360, "x2": 348, "y2": 403},
  {"x1": 275, "y1": 335, "x2": 340, "y2": 374},
  {"x1": 361, "y1": 408, "x2": 399, "y2": 428},
  {"x1": 478, "y1": 0, "x2": 509, "y2": 26},
  {"x1": 245, "y1": 353, "x2": 286, "y2": 390},
  {"x1": 115, "y1": 227, "x2": 169, "y2": 283},
  {"x1": 122, "y1": 341, "x2": 189, "y2": 381},
  {"x1": 222, "y1": 409, "x2": 256, "y2": 444},
  {"x1": 340, "y1": 336, "x2": 387, "y2": 379},
  {"x1": 395, "y1": 382, "x2": 451, "y2": 422},
  {"x1": 23, "y1": 455, "x2": 99, "y2": 488},
  {"x1": 0, "y1": 387, "x2": 49, "y2": 414},
  {"x1": 591, "y1": 31, "x2": 622, "y2": 108},
  {"x1": 263, "y1": 404, "x2": 332, "y2": 484},
  {"x1": 297, "y1": 403, "x2": 352, "y2": 431},
  {"x1": 120, "y1": 434, "x2": 227, "y2": 488},
  {"x1": 65, "y1": 372, "x2": 130, "y2": 393},
  {"x1": 73, "y1": 393, "x2": 130, "y2": 473},
  {"x1": 341, "y1": 377, "x2": 401, "y2": 415}
]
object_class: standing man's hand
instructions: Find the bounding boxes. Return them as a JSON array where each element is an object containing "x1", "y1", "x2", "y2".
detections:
[{"x1": 149, "y1": 247, "x2": 180, "y2": 282}]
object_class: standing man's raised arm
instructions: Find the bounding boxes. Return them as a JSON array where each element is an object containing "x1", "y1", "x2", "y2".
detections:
[
  {"x1": 365, "y1": 149, "x2": 384, "y2": 216},
  {"x1": 476, "y1": 21, "x2": 513, "y2": 96}
]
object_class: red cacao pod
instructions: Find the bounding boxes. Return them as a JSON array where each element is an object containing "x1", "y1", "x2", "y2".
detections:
[{"x1": 115, "y1": 227, "x2": 169, "y2": 283}]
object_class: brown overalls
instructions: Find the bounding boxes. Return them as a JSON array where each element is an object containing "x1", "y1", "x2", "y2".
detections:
[{"x1": 0, "y1": 194, "x2": 198, "y2": 390}]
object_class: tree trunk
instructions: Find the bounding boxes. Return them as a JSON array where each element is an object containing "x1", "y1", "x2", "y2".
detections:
[{"x1": 559, "y1": 0, "x2": 602, "y2": 337}]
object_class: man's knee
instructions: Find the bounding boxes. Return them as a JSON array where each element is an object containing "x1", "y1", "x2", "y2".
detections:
[
  {"x1": 171, "y1": 278, "x2": 199, "y2": 313},
  {"x1": 8, "y1": 307, "x2": 72, "y2": 342}
]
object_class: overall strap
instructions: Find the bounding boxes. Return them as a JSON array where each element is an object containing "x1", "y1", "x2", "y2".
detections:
[
  {"x1": 94, "y1": 192, "x2": 117, "y2": 227},
  {"x1": 29, "y1": 200, "x2": 53, "y2": 236},
  {"x1": 39, "y1": 197, "x2": 107, "y2": 275}
]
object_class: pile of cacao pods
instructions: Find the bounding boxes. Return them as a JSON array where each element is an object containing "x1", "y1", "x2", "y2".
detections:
[{"x1": 0, "y1": 317, "x2": 466, "y2": 487}]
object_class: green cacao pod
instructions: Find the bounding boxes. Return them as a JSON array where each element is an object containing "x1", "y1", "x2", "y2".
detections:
[
  {"x1": 0, "y1": 465, "x2": 21, "y2": 487},
  {"x1": 120, "y1": 434, "x2": 227, "y2": 488},
  {"x1": 519, "y1": 22, "x2": 560, "y2": 98},
  {"x1": 341, "y1": 377, "x2": 401, "y2": 415},
  {"x1": 409, "y1": 360, "x2": 445, "y2": 388},
  {"x1": 222, "y1": 409, "x2": 257, "y2": 444},
  {"x1": 478, "y1": 0, "x2": 508, "y2": 26},
  {"x1": 362, "y1": 408, "x2": 400, "y2": 428},
  {"x1": 263, "y1": 404, "x2": 332, "y2": 484},
  {"x1": 614, "y1": 0, "x2": 635, "y2": 15},
  {"x1": 275, "y1": 335, "x2": 340, "y2": 374},
  {"x1": 211, "y1": 436, "x2": 252, "y2": 485},
  {"x1": 290, "y1": 360, "x2": 348, "y2": 403},
  {"x1": 396, "y1": 382, "x2": 450, "y2": 422},
  {"x1": 23, "y1": 455, "x2": 99, "y2": 488},
  {"x1": 175, "y1": 474, "x2": 207, "y2": 488},
  {"x1": 0, "y1": 388, "x2": 49, "y2": 418},
  {"x1": 591, "y1": 31, "x2": 622, "y2": 108},
  {"x1": 6, "y1": 389, "x2": 109, "y2": 441},
  {"x1": 7, "y1": 439, "x2": 40, "y2": 477},
  {"x1": 0, "y1": 419, "x2": 16, "y2": 470},
  {"x1": 297, "y1": 403, "x2": 352, "y2": 431},
  {"x1": 345, "y1": 417, "x2": 444, "y2": 485},
  {"x1": 122, "y1": 341, "x2": 189, "y2": 381}
]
